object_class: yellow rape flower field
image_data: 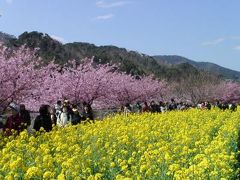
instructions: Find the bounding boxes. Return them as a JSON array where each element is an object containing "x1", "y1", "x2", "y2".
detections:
[{"x1": 1, "y1": 108, "x2": 240, "y2": 179}]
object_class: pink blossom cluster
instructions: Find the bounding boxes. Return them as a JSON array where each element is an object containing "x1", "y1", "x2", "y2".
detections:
[{"x1": 0, "y1": 45, "x2": 167, "y2": 111}]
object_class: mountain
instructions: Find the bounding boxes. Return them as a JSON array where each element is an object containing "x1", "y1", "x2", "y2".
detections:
[
  {"x1": 4, "y1": 31, "x2": 201, "y2": 81},
  {"x1": 153, "y1": 55, "x2": 240, "y2": 81},
  {"x1": 2, "y1": 31, "x2": 240, "y2": 81}
]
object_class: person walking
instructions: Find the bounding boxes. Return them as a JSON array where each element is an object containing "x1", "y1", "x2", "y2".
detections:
[{"x1": 33, "y1": 105, "x2": 52, "y2": 132}]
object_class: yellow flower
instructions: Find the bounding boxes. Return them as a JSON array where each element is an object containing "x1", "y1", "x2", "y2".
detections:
[
  {"x1": 0, "y1": 109, "x2": 239, "y2": 179},
  {"x1": 140, "y1": 164, "x2": 147, "y2": 173},
  {"x1": 95, "y1": 173, "x2": 103, "y2": 179},
  {"x1": 43, "y1": 171, "x2": 54, "y2": 179},
  {"x1": 5, "y1": 175, "x2": 14, "y2": 180},
  {"x1": 57, "y1": 173, "x2": 65, "y2": 180},
  {"x1": 25, "y1": 166, "x2": 41, "y2": 179},
  {"x1": 110, "y1": 162, "x2": 116, "y2": 168},
  {"x1": 128, "y1": 158, "x2": 134, "y2": 165},
  {"x1": 121, "y1": 165, "x2": 128, "y2": 172},
  {"x1": 169, "y1": 163, "x2": 180, "y2": 172},
  {"x1": 145, "y1": 169, "x2": 152, "y2": 176}
]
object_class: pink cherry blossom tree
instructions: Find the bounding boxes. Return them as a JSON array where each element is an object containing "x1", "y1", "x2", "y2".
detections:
[
  {"x1": 0, "y1": 44, "x2": 171, "y2": 112},
  {"x1": 105, "y1": 73, "x2": 168, "y2": 107},
  {"x1": 54, "y1": 59, "x2": 118, "y2": 107},
  {"x1": 0, "y1": 44, "x2": 58, "y2": 112},
  {"x1": 52, "y1": 59, "x2": 168, "y2": 109},
  {"x1": 219, "y1": 81, "x2": 240, "y2": 103}
]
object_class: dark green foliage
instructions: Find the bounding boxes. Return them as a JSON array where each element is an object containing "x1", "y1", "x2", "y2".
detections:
[
  {"x1": 0, "y1": 31, "x2": 16, "y2": 44},
  {"x1": 2, "y1": 31, "x2": 236, "y2": 82}
]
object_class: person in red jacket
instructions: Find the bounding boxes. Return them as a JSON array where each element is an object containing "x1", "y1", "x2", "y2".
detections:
[{"x1": 4, "y1": 103, "x2": 23, "y2": 135}]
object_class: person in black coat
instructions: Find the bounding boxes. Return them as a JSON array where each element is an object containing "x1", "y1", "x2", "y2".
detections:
[
  {"x1": 150, "y1": 101, "x2": 159, "y2": 113},
  {"x1": 168, "y1": 98, "x2": 177, "y2": 111},
  {"x1": 71, "y1": 105, "x2": 82, "y2": 125},
  {"x1": 82, "y1": 102, "x2": 94, "y2": 121},
  {"x1": 33, "y1": 105, "x2": 52, "y2": 132},
  {"x1": 19, "y1": 104, "x2": 31, "y2": 128}
]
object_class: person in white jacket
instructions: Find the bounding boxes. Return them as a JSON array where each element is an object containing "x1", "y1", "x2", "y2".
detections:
[{"x1": 57, "y1": 106, "x2": 71, "y2": 127}]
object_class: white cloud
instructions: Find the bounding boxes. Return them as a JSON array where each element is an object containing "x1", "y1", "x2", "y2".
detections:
[
  {"x1": 234, "y1": 46, "x2": 240, "y2": 51},
  {"x1": 50, "y1": 35, "x2": 65, "y2": 43},
  {"x1": 202, "y1": 36, "x2": 240, "y2": 51},
  {"x1": 96, "y1": 0, "x2": 130, "y2": 8},
  {"x1": 95, "y1": 14, "x2": 114, "y2": 20},
  {"x1": 5, "y1": 0, "x2": 13, "y2": 4},
  {"x1": 202, "y1": 38, "x2": 225, "y2": 46}
]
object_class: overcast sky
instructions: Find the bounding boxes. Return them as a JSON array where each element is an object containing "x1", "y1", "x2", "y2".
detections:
[{"x1": 1, "y1": 0, "x2": 240, "y2": 71}]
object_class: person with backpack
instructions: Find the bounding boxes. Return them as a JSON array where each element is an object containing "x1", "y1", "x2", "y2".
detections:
[{"x1": 33, "y1": 105, "x2": 52, "y2": 132}]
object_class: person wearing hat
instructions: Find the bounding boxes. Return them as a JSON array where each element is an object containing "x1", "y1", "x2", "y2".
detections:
[{"x1": 4, "y1": 102, "x2": 23, "y2": 135}]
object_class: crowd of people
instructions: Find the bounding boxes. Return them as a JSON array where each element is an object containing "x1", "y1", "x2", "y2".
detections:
[
  {"x1": 0, "y1": 98, "x2": 238, "y2": 135},
  {"x1": 0, "y1": 103, "x2": 31, "y2": 135},
  {"x1": 121, "y1": 99, "x2": 237, "y2": 115},
  {"x1": 0, "y1": 100, "x2": 94, "y2": 135}
]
